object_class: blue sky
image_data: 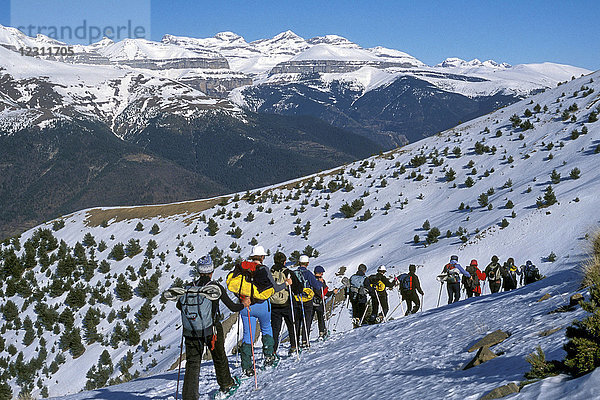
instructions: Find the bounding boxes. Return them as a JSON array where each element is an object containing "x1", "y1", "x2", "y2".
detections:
[{"x1": 0, "y1": 0, "x2": 598, "y2": 70}]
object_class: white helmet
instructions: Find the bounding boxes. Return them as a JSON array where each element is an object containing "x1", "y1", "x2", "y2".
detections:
[
  {"x1": 299, "y1": 255, "x2": 310, "y2": 264},
  {"x1": 250, "y1": 245, "x2": 268, "y2": 257},
  {"x1": 377, "y1": 265, "x2": 387, "y2": 272}
]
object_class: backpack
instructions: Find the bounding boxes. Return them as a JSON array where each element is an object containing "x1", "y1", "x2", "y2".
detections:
[
  {"x1": 370, "y1": 275, "x2": 386, "y2": 292},
  {"x1": 349, "y1": 274, "x2": 367, "y2": 298},
  {"x1": 179, "y1": 284, "x2": 221, "y2": 337},
  {"x1": 524, "y1": 264, "x2": 540, "y2": 280},
  {"x1": 270, "y1": 268, "x2": 290, "y2": 305},
  {"x1": 398, "y1": 273, "x2": 413, "y2": 292},
  {"x1": 445, "y1": 263, "x2": 460, "y2": 284},
  {"x1": 226, "y1": 261, "x2": 275, "y2": 301},
  {"x1": 293, "y1": 269, "x2": 314, "y2": 302},
  {"x1": 466, "y1": 266, "x2": 480, "y2": 289}
]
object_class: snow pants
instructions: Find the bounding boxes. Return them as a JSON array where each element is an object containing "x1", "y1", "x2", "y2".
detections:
[
  {"x1": 271, "y1": 303, "x2": 296, "y2": 352},
  {"x1": 447, "y1": 282, "x2": 461, "y2": 304},
  {"x1": 489, "y1": 279, "x2": 502, "y2": 293},
  {"x1": 312, "y1": 300, "x2": 326, "y2": 335},
  {"x1": 240, "y1": 300, "x2": 273, "y2": 344},
  {"x1": 294, "y1": 300, "x2": 313, "y2": 345},
  {"x1": 402, "y1": 290, "x2": 421, "y2": 315},
  {"x1": 183, "y1": 322, "x2": 234, "y2": 399},
  {"x1": 371, "y1": 291, "x2": 389, "y2": 319}
]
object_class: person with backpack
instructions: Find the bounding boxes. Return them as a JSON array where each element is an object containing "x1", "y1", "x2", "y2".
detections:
[
  {"x1": 346, "y1": 264, "x2": 371, "y2": 328},
  {"x1": 501, "y1": 257, "x2": 519, "y2": 291},
  {"x1": 292, "y1": 255, "x2": 323, "y2": 349},
  {"x1": 520, "y1": 260, "x2": 542, "y2": 286},
  {"x1": 165, "y1": 255, "x2": 249, "y2": 399},
  {"x1": 367, "y1": 265, "x2": 395, "y2": 323},
  {"x1": 484, "y1": 255, "x2": 503, "y2": 294},
  {"x1": 312, "y1": 265, "x2": 338, "y2": 340},
  {"x1": 399, "y1": 264, "x2": 424, "y2": 315},
  {"x1": 464, "y1": 259, "x2": 487, "y2": 297},
  {"x1": 226, "y1": 245, "x2": 291, "y2": 376},
  {"x1": 269, "y1": 251, "x2": 303, "y2": 355},
  {"x1": 441, "y1": 255, "x2": 471, "y2": 304}
]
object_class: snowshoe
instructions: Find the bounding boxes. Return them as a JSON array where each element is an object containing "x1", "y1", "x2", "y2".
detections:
[
  {"x1": 260, "y1": 354, "x2": 280, "y2": 370},
  {"x1": 212, "y1": 376, "x2": 241, "y2": 400}
]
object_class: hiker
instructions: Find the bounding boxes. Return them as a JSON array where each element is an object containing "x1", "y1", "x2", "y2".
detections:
[
  {"x1": 441, "y1": 255, "x2": 471, "y2": 304},
  {"x1": 464, "y1": 259, "x2": 487, "y2": 297},
  {"x1": 399, "y1": 264, "x2": 424, "y2": 315},
  {"x1": 484, "y1": 255, "x2": 503, "y2": 294},
  {"x1": 346, "y1": 264, "x2": 370, "y2": 328},
  {"x1": 501, "y1": 257, "x2": 519, "y2": 291},
  {"x1": 166, "y1": 255, "x2": 248, "y2": 399},
  {"x1": 312, "y1": 265, "x2": 339, "y2": 339},
  {"x1": 520, "y1": 260, "x2": 542, "y2": 286},
  {"x1": 226, "y1": 245, "x2": 291, "y2": 376},
  {"x1": 270, "y1": 252, "x2": 303, "y2": 355},
  {"x1": 292, "y1": 255, "x2": 323, "y2": 348},
  {"x1": 367, "y1": 265, "x2": 395, "y2": 323}
]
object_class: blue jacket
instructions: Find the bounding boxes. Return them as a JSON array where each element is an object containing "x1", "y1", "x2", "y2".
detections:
[{"x1": 297, "y1": 266, "x2": 324, "y2": 291}]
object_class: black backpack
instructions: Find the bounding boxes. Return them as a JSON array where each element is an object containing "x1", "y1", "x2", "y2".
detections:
[{"x1": 398, "y1": 273, "x2": 413, "y2": 292}]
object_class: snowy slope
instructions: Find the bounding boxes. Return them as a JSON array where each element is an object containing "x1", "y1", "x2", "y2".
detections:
[
  {"x1": 98, "y1": 38, "x2": 222, "y2": 61},
  {"x1": 2, "y1": 68, "x2": 599, "y2": 399}
]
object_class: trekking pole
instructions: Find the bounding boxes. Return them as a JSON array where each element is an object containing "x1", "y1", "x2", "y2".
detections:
[
  {"x1": 482, "y1": 280, "x2": 487, "y2": 295},
  {"x1": 247, "y1": 308, "x2": 258, "y2": 390},
  {"x1": 436, "y1": 282, "x2": 443, "y2": 307},
  {"x1": 299, "y1": 293, "x2": 311, "y2": 348},
  {"x1": 358, "y1": 299, "x2": 370, "y2": 326},
  {"x1": 175, "y1": 331, "x2": 184, "y2": 400},
  {"x1": 236, "y1": 313, "x2": 241, "y2": 368},
  {"x1": 326, "y1": 289, "x2": 335, "y2": 332},
  {"x1": 384, "y1": 287, "x2": 402, "y2": 322},
  {"x1": 332, "y1": 296, "x2": 348, "y2": 332},
  {"x1": 288, "y1": 286, "x2": 300, "y2": 360}
]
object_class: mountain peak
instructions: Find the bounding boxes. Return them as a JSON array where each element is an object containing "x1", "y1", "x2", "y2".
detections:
[
  {"x1": 307, "y1": 34, "x2": 359, "y2": 48},
  {"x1": 214, "y1": 31, "x2": 244, "y2": 42},
  {"x1": 272, "y1": 30, "x2": 303, "y2": 41}
]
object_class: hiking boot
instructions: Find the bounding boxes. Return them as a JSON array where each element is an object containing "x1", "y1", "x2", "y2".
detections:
[
  {"x1": 318, "y1": 331, "x2": 327, "y2": 340},
  {"x1": 264, "y1": 354, "x2": 278, "y2": 367},
  {"x1": 243, "y1": 368, "x2": 254, "y2": 377},
  {"x1": 300, "y1": 341, "x2": 309, "y2": 349},
  {"x1": 288, "y1": 347, "x2": 297, "y2": 355},
  {"x1": 220, "y1": 376, "x2": 240, "y2": 394}
]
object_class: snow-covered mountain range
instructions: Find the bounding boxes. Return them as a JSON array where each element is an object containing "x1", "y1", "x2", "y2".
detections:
[
  {"x1": 1, "y1": 62, "x2": 598, "y2": 399},
  {"x1": 0, "y1": 24, "x2": 591, "y2": 140}
]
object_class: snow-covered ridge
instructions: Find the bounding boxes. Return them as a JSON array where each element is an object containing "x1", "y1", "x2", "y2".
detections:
[{"x1": 3, "y1": 68, "x2": 599, "y2": 398}]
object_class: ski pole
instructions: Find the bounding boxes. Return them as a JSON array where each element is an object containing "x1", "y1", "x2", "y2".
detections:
[
  {"x1": 175, "y1": 331, "x2": 184, "y2": 400},
  {"x1": 420, "y1": 293, "x2": 424, "y2": 313},
  {"x1": 482, "y1": 280, "x2": 487, "y2": 295},
  {"x1": 326, "y1": 289, "x2": 335, "y2": 332},
  {"x1": 236, "y1": 312, "x2": 241, "y2": 368},
  {"x1": 247, "y1": 308, "x2": 258, "y2": 390},
  {"x1": 436, "y1": 282, "x2": 443, "y2": 307},
  {"x1": 288, "y1": 286, "x2": 300, "y2": 360},
  {"x1": 332, "y1": 296, "x2": 348, "y2": 332},
  {"x1": 358, "y1": 298, "x2": 370, "y2": 327},
  {"x1": 299, "y1": 293, "x2": 310, "y2": 348}
]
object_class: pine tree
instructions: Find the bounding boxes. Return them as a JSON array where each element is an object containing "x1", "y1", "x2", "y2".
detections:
[
  {"x1": 464, "y1": 177, "x2": 475, "y2": 187},
  {"x1": 125, "y1": 239, "x2": 142, "y2": 258},
  {"x1": 134, "y1": 222, "x2": 144, "y2": 232},
  {"x1": 550, "y1": 169, "x2": 561, "y2": 184},
  {"x1": 150, "y1": 224, "x2": 160, "y2": 235},
  {"x1": 478, "y1": 193, "x2": 489, "y2": 207},
  {"x1": 445, "y1": 168, "x2": 456, "y2": 181},
  {"x1": 422, "y1": 220, "x2": 430, "y2": 230},
  {"x1": 207, "y1": 218, "x2": 219, "y2": 236},
  {"x1": 570, "y1": 168, "x2": 581, "y2": 180},
  {"x1": 82, "y1": 233, "x2": 96, "y2": 247},
  {"x1": 426, "y1": 227, "x2": 441, "y2": 244},
  {"x1": 109, "y1": 243, "x2": 125, "y2": 261}
]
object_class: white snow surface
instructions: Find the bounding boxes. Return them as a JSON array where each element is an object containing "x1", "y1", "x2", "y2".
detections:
[
  {"x1": 0, "y1": 70, "x2": 597, "y2": 399},
  {"x1": 289, "y1": 43, "x2": 381, "y2": 62}
]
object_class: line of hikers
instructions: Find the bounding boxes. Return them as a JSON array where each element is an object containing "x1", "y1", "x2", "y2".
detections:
[
  {"x1": 439, "y1": 254, "x2": 544, "y2": 305},
  {"x1": 164, "y1": 247, "x2": 544, "y2": 400}
]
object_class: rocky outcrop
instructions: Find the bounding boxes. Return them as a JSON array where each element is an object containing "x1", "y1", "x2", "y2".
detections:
[
  {"x1": 479, "y1": 383, "x2": 520, "y2": 400},
  {"x1": 269, "y1": 60, "x2": 417, "y2": 75},
  {"x1": 468, "y1": 330, "x2": 510, "y2": 353},
  {"x1": 464, "y1": 346, "x2": 498, "y2": 370},
  {"x1": 114, "y1": 57, "x2": 229, "y2": 70}
]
